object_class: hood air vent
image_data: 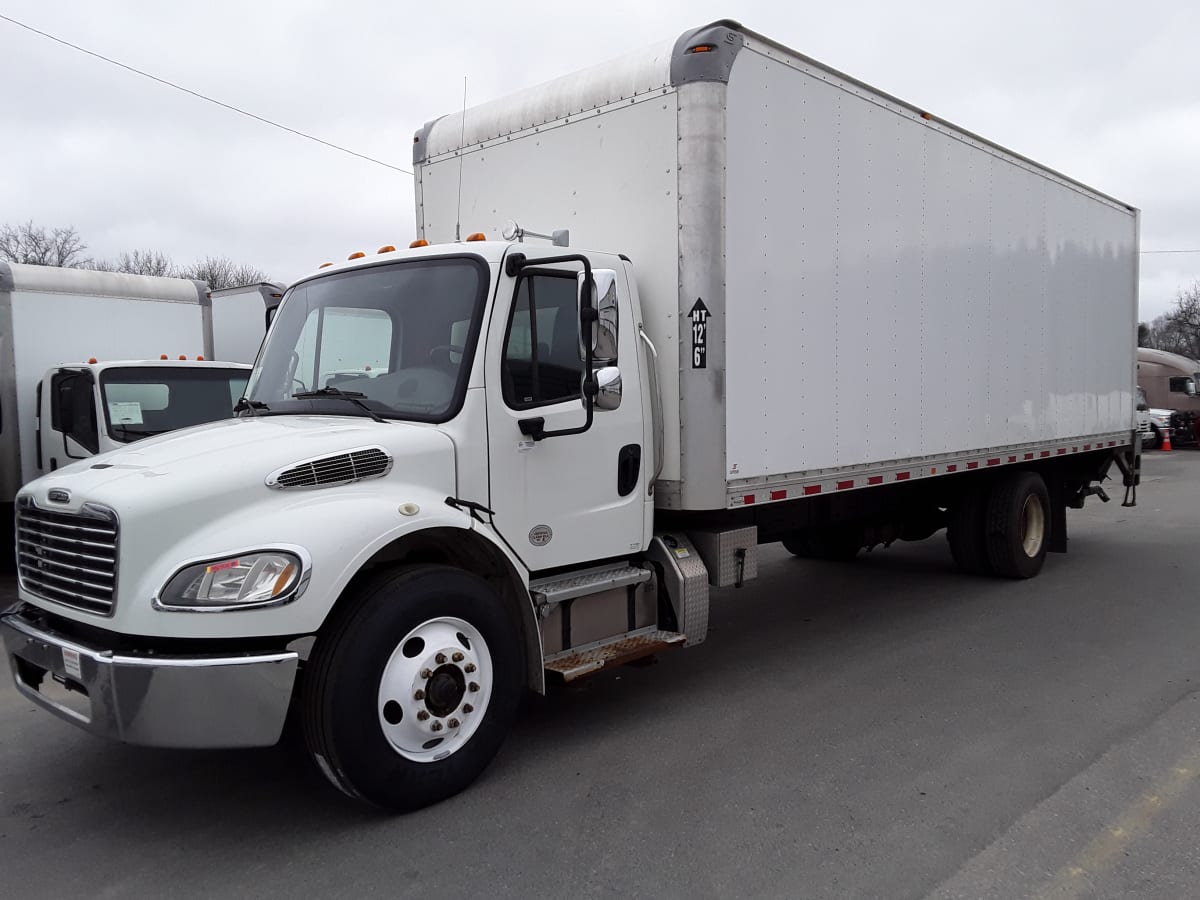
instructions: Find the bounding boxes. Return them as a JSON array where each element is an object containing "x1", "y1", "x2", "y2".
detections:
[{"x1": 267, "y1": 446, "x2": 393, "y2": 490}]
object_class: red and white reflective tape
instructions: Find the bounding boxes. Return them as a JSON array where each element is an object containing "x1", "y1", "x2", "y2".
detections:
[{"x1": 730, "y1": 438, "x2": 1128, "y2": 507}]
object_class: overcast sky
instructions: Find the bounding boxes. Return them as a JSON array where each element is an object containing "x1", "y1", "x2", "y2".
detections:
[{"x1": 3, "y1": 0, "x2": 1198, "y2": 319}]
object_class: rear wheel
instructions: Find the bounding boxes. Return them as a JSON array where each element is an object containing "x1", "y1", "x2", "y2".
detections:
[
  {"x1": 985, "y1": 471, "x2": 1050, "y2": 579},
  {"x1": 302, "y1": 565, "x2": 523, "y2": 811},
  {"x1": 947, "y1": 485, "x2": 992, "y2": 575}
]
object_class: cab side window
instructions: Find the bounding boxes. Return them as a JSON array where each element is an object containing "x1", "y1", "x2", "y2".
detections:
[
  {"x1": 502, "y1": 274, "x2": 582, "y2": 408},
  {"x1": 50, "y1": 371, "x2": 99, "y2": 456}
]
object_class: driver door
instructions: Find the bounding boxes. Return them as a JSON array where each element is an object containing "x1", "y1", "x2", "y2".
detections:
[{"x1": 485, "y1": 258, "x2": 646, "y2": 571}]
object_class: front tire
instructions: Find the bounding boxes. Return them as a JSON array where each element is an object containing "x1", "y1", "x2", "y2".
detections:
[
  {"x1": 1146, "y1": 425, "x2": 1162, "y2": 450},
  {"x1": 302, "y1": 565, "x2": 523, "y2": 811}
]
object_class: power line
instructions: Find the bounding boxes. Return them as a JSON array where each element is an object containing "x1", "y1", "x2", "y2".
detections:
[{"x1": 0, "y1": 12, "x2": 412, "y2": 176}]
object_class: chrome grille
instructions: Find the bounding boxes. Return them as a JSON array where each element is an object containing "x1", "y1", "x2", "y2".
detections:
[
  {"x1": 267, "y1": 446, "x2": 392, "y2": 490},
  {"x1": 16, "y1": 499, "x2": 118, "y2": 616}
]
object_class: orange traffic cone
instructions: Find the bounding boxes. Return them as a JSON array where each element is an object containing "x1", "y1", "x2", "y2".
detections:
[{"x1": 1162, "y1": 429, "x2": 1173, "y2": 452}]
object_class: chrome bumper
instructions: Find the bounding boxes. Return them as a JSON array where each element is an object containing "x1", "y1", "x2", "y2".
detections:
[{"x1": 1, "y1": 607, "x2": 298, "y2": 749}]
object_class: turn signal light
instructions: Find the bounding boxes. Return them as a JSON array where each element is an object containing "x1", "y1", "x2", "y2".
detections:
[
  {"x1": 409, "y1": 239, "x2": 429, "y2": 248},
  {"x1": 348, "y1": 251, "x2": 366, "y2": 260},
  {"x1": 466, "y1": 232, "x2": 487, "y2": 242},
  {"x1": 378, "y1": 245, "x2": 396, "y2": 253},
  {"x1": 688, "y1": 44, "x2": 716, "y2": 53}
]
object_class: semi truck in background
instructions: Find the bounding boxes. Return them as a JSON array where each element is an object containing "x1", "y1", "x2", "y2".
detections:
[
  {"x1": 1137, "y1": 347, "x2": 1200, "y2": 448},
  {"x1": 0, "y1": 262, "x2": 263, "y2": 558},
  {"x1": 3, "y1": 21, "x2": 1140, "y2": 812}
]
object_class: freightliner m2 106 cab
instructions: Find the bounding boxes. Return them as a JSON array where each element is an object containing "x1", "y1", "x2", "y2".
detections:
[{"x1": 3, "y1": 21, "x2": 1141, "y2": 810}]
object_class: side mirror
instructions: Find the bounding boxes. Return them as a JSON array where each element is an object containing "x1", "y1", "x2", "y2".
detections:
[
  {"x1": 578, "y1": 269, "x2": 619, "y2": 364},
  {"x1": 594, "y1": 366, "x2": 622, "y2": 411}
]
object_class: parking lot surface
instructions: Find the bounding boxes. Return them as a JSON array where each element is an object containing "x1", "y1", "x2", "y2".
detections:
[{"x1": 2, "y1": 452, "x2": 1199, "y2": 899}]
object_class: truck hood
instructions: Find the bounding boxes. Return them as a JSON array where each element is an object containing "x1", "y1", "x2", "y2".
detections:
[{"x1": 21, "y1": 416, "x2": 457, "y2": 514}]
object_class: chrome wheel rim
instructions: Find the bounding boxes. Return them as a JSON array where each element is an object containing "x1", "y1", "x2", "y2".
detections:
[{"x1": 376, "y1": 616, "x2": 493, "y2": 763}]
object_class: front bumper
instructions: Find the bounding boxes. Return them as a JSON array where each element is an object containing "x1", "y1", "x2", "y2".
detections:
[{"x1": 1, "y1": 606, "x2": 298, "y2": 748}]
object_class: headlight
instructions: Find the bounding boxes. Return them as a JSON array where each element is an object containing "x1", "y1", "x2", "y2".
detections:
[{"x1": 156, "y1": 550, "x2": 307, "y2": 611}]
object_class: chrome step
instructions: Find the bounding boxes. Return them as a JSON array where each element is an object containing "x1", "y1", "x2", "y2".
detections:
[
  {"x1": 530, "y1": 563, "x2": 651, "y2": 613},
  {"x1": 544, "y1": 629, "x2": 686, "y2": 682}
]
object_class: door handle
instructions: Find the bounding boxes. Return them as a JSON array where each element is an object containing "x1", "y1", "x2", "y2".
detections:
[{"x1": 617, "y1": 444, "x2": 641, "y2": 497}]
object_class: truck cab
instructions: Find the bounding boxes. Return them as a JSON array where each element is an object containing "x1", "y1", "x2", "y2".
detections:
[{"x1": 38, "y1": 359, "x2": 251, "y2": 472}]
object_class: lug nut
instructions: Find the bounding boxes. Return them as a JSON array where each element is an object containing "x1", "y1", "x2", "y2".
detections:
[
  {"x1": 435, "y1": 652, "x2": 447, "y2": 664},
  {"x1": 431, "y1": 721, "x2": 443, "y2": 732},
  {"x1": 414, "y1": 689, "x2": 426, "y2": 701},
  {"x1": 448, "y1": 718, "x2": 460, "y2": 728},
  {"x1": 463, "y1": 704, "x2": 473, "y2": 714},
  {"x1": 420, "y1": 668, "x2": 433, "y2": 679},
  {"x1": 417, "y1": 710, "x2": 430, "y2": 721},
  {"x1": 452, "y1": 651, "x2": 464, "y2": 663},
  {"x1": 465, "y1": 663, "x2": 477, "y2": 673},
  {"x1": 468, "y1": 682, "x2": 480, "y2": 693}
]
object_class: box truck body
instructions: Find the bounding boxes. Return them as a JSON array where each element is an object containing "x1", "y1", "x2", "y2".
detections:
[
  {"x1": 414, "y1": 21, "x2": 1138, "y2": 510},
  {"x1": 209, "y1": 282, "x2": 285, "y2": 365}
]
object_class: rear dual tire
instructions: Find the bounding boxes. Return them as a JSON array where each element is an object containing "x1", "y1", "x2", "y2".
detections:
[{"x1": 948, "y1": 472, "x2": 1049, "y2": 579}]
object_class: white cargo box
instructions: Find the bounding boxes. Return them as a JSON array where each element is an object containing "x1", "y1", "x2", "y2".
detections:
[{"x1": 414, "y1": 20, "x2": 1139, "y2": 511}]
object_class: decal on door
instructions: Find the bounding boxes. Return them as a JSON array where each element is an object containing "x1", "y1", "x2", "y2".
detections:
[
  {"x1": 528, "y1": 524, "x2": 553, "y2": 547},
  {"x1": 689, "y1": 298, "x2": 710, "y2": 369}
]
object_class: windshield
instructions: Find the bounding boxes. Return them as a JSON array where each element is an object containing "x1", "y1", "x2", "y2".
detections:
[
  {"x1": 247, "y1": 258, "x2": 488, "y2": 421},
  {"x1": 101, "y1": 367, "x2": 249, "y2": 442}
]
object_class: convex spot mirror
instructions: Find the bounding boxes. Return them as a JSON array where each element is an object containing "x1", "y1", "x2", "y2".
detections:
[
  {"x1": 594, "y1": 366, "x2": 622, "y2": 411},
  {"x1": 577, "y1": 269, "x2": 619, "y2": 364}
]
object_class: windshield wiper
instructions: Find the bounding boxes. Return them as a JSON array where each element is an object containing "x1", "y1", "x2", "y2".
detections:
[
  {"x1": 292, "y1": 387, "x2": 387, "y2": 423},
  {"x1": 113, "y1": 427, "x2": 165, "y2": 438},
  {"x1": 234, "y1": 397, "x2": 269, "y2": 416}
]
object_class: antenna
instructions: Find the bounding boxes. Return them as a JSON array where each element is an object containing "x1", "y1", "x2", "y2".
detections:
[{"x1": 455, "y1": 75, "x2": 467, "y2": 242}]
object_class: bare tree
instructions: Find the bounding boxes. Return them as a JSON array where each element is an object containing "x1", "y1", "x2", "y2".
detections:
[
  {"x1": 179, "y1": 256, "x2": 270, "y2": 290},
  {"x1": 110, "y1": 249, "x2": 177, "y2": 277},
  {"x1": 0, "y1": 220, "x2": 89, "y2": 268},
  {"x1": 1143, "y1": 284, "x2": 1200, "y2": 360}
]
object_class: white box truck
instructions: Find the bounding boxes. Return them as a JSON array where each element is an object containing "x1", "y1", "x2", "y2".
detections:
[
  {"x1": 3, "y1": 21, "x2": 1140, "y2": 811},
  {"x1": 0, "y1": 263, "x2": 254, "y2": 556},
  {"x1": 210, "y1": 282, "x2": 285, "y2": 364}
]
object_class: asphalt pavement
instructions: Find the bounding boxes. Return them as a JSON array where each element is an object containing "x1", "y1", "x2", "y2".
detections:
[{"x1": 2, "y1": 452, "x2": 1199, "y2": 899}]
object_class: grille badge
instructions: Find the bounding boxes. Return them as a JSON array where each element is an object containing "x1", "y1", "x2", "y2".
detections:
[{"x1": 47, "y1": 489, "x2": 70, "y2": 504}]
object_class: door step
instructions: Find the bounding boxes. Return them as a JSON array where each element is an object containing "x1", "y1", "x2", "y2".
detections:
[
  {"x1": 530, "y1": 563, "x2": 652, "y2": 614},
  {"x1": 544, "y1": 629, "x2": 686, "y2": 682}
]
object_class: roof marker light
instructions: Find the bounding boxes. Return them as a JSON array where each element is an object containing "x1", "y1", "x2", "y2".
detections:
[
  {"x1": 409, "y1": 239, "x2": 429, "y2": 248},
  {"x1": 378, "y1": 245, "x2": 396, "y2": 254},
  {"x1": 466, "y1": 232, "x2": 487, "y2": 242},
  {"x1": 348, "y1": 251, "x2": 366, "y2": 260},
  {"x1": 197, "y1": 355, "x2": 205, "y2": 361},
  {"x1": 88, "y1": 357, "x2": 98, "y2": 364},
  {"x1": 319, "y1": 262, "x2": 334, "y2": 269},
  {"x1": 161, "y1": 354, "x2": 169, "y2": 360}
]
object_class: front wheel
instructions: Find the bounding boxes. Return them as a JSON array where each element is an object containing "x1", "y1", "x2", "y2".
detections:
[
  {"x1": 302, "y1": 565, "x2": 523, "y2": 811},
  {"x1": 1146, "y1": 425, "x2": 1162, "y2": 450}
]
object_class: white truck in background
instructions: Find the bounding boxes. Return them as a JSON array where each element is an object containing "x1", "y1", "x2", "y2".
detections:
[
  {"x1": 3, "y1": 21, "x2": 1140, "y2": 812},
  {"x1": 210, "y1": 282, "x2": 285, "y2": 364},
  {"x1": 0, "y1": 262, "x2": 261, "y2": 557}
]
